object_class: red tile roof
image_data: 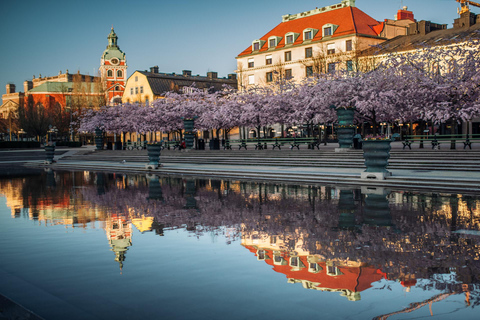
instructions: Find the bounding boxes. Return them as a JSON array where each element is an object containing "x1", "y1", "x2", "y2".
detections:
[
  {"x1": 243, "y1": 246, "x2": 386, "y2": 292},
  {"x1": 238, "y1": 6, "x2": 383, "y2": 57}
]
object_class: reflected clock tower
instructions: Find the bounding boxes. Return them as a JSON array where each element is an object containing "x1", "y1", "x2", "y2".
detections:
[{"x1": 100, "y1": 27, "x2": 127, "y2": 105}]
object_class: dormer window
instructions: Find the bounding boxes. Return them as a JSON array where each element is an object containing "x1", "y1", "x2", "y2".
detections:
[
  {"x1": 268, "y1": 36, "x2": 282, "y2": 48},
  {"x1": 302, "y1": 28, "x2": 318, "y2": 41},
  {"x1": 304, "y1": 30, "x2": 312, "y2": 40},
  {"x1": 285, "y1": 32, "x2": 299, "y2": 45},
  {"x1": 252, "y1": 40, "x2": 265, "y2": 52},
  {"x1": 324, "y1": 27, "x2": 332, "y2": 36},
  {"x1": 322, "y1": 24, "x2": 338, "y2": 37}
]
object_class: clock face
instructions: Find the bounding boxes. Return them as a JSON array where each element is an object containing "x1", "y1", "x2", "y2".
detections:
[{"x1": 111, "y1": 58, "x2": 119, "y2": 65}]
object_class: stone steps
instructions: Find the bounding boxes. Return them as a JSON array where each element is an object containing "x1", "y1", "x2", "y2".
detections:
[
  {"x1": 62, "y1": 150, "x2": 480, "y2": 172},
  {"x1": 44, "y1": 160, "x2": 480, "y2": 194}
]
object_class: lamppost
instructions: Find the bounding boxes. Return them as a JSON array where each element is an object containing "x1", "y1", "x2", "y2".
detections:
[
  {"x1": 48, "y1": 125, "x2": 58, "y2": 145},
  {"x1": 18, "y1": 129, "x2": 25, "y2": 142}
]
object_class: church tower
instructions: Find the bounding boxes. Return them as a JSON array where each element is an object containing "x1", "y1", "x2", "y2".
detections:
[{"x1": 100, "y1": 28, "x2": 127, "y2": 105}]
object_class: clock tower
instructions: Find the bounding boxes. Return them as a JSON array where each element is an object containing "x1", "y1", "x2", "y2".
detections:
[{"x1": 100, "y1": 28, "x2": 127, "y2": 105}]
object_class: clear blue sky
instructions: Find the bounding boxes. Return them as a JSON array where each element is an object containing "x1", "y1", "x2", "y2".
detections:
[{"x1": 0, "y1": 0, "x2": 467, "y2": 96}]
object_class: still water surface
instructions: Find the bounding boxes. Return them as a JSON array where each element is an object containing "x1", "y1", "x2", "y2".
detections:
[{"x1": 0, "y1": 170, "x2": 480, "y2": 319}]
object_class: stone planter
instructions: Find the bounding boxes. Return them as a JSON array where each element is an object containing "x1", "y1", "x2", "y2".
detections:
[
  {"x1": 337, "y1": 126, "x2": 355, "y2": 149},
  {"x1": 361, "y1": 139, "x2": 392, "y2": 180},
  {"x1": 146, "y1": 143, "x2": 162, "y2": 170},
  {"x1": 335, "y1": 107, "x2": 356, "y2": 152},
  {"x1": 44, "y1": 145, "x2": 55, "y2": 164},
  {"x1": 183, "y1": 118, "x2": 197, "y2": 150},
  {"x1": 94, "y1": 128, "x2": 104, "y2": 150},
  {"x1": 336, "y1": 107, "x2": 355, "y2": 125}
]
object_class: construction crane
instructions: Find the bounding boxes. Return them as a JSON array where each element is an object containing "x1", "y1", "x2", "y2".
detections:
[{"x1": 457, "y1": 0, "x2": 480, "y2": 15}]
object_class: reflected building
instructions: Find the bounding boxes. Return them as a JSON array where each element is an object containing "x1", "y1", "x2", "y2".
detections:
[
  {"x1": 2, "y1": 171, "x2": 480, "y2": 303},
  {"x1": 242, "y1": 234, "x2": 386, "y2": 301},
  {"x1": 105, "y1": 214, "x2": 132, "y2": 272}
]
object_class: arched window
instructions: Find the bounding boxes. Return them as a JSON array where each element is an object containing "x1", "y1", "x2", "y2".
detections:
[
  {"x1": 107, "y1": 70, "x2": 113, "y2": 77},
  {"x1": 117, "y1": 70, "x2": 123, "y2": 78}
]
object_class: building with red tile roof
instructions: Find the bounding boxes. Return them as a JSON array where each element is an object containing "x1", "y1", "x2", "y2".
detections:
[
  {"x1": 235, "y1": 0, "x2": 412, "y2": 89},
  {"x1": 243, "y1": 245, "x2": 386, "y2": 301}
]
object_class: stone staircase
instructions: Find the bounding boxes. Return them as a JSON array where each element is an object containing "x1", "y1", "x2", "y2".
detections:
[{"x1": 62, "y1": 148, "x2": 480, "y2": 172}]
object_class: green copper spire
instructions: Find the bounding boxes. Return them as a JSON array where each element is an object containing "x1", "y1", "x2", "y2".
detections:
[
  {"x1": 107, "y1": 27, "x2": 118, "y2": 49},
  {"x1": 101, "y1": 27, "x2": 125, "y2": 61}
]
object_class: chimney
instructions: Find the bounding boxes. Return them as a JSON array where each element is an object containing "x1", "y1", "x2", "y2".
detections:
[
  {"x1": 227, "y1": 74, "x2": 237, "y2": 80},
  {"x1": 6, "y1": 84, "x2": 15, "y2": 94},
  {"x1": 24, "y1": 80, "x2": 33, "y2": 92},
  {"x1": 150, "y1": 66, "x2": 159, "y2": 73},
  {"x1": 182, "y1": 70, "x2": 192, "y2": 77},
  {"x1": 396, "y1": 6, "x2": 415, "y2": 22},
  {"x1": 207, "y1": 71, "x2": 218, "y2": 79}
]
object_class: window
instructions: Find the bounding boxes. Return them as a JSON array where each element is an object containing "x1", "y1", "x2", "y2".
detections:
[
  {"x1": 130, "y1": 88, "x2": 133, "y2": 95},
  {"x1": 305, "y1": 47, "x2": 313, "y2": 58},
  {"x1": 285, "y1": 51, "x2": 292, "y2": 62},
  {"x1": 323, "y1": 26, "x2": 332, "y2": 36},
  {"x1": 346, "y1": 40, "x2": 353, "y2": 51},
  {"x1": 290, "y1": 257, "x2": 299, "y2": 267},
  {"x1": 308, "y1": 263, "x2": 321, "y2": 273},
  {"x1": 269, "y1": 38, "x2": 276, "y2": 48},
  {"x1": 266, "y1": 55, "x2": 272, "y2": 65},
  {"x1": 266, "y1": 72, "x2": 273, "y2": 82},
  {"x1": 248, "y1": 75, "x2": 255, "y2": 85},
  {"x1": 257, "y1": 250, "x2": 266, "y2": 260},
  {"x1": 135, "y1": 76, "x2": 138, "y2": 82},
  {"x1": 306, "y1": 66, "x2": 313, "y2": 77},
  {"x1": 286, "y1": 34, "x2": 294, "y2": 44},
  {"x1": 328, "y1": 63, "x2": 336, "y2": 73},
  {"x1": 107, "y1": 70, "x2": 113, "y2": 77},
  {"x1": 327, "y1": 43, "x2": 335, "y2": 55},
  {"x1": 140, "y1": 86, "x2": 144, "y2": 94},
  {"x1": 145, "y1": 97, "x2": 149, "y2": 105},
  {"x1": 253, "y1": 42, "x2": 260, "y2": 51},
  {"x1": 117, "y1": 70, "x2": 123, "y2": 78},
  {"x1": 304, "y1": 30, "x2": 312, "y2": 40},
  {"x1": 346, "y1": 60, "x2": 353, "y2": 71},
  {"x1": 135, "y1": 87, "x2": 138, "y2": 94},
  {"x1": 115, "y1": 86, "x2": 119, "y2": 91},
  {"x1": 248, "y1": 58, "x2": 254, "y2": 68},
  {"x1": 285, "y1": 69, "x2": 292, "y2": 79}
]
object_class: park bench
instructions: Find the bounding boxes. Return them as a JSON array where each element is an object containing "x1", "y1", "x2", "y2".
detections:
[
  {"x1": 126, "y1": 142, "x2": 145, "y2": 150},
  {"x1": 403, "y1": 134, "x2": 480, "y2": 150},
  {"x1": 308, "y1": 141, "x2": 321, "y2": 150},
  {"x1": 402, "y1": 139, "x2": 412, "y2": 150},
  {"x1": 464, "y1": 137, "x2": 472, "y2": 149},
  {"x1": 431, "y1": 136, "x2": 440, "y2": 149},
  {"x1": 272, "y1": 141, "x2": 283, "y2": 150}
]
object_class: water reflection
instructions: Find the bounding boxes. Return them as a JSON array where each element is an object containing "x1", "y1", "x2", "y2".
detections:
[{"x1": 1, "y1": 171, "x2": 480, "y2": 317}]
